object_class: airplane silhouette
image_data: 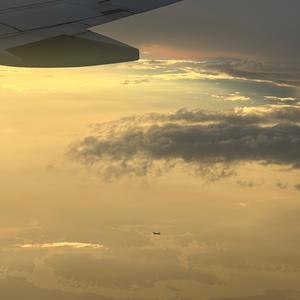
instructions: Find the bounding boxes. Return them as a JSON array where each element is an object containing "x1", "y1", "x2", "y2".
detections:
[{"x1": 0, "y1": 0, "x2": 182, "y2": 67}]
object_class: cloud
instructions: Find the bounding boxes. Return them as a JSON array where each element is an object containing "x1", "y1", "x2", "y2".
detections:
[
  {"x1": 17, "y1": 242, "x2": 104, "y2": 250},
  {"x1": 120, "y1": 77, "x2": 150, "y2": 85},
  {"x1": 236, "y1": 180, "x2": 256, "y2": 188},
  {"x1": 212, "y1": 92, "x2": 250, "y2": 102},
  {"x1": 122, "y1": 58, "x2": 300, "y2": 88},
  {"x1": 277, "y1": 183, "x2": 288, "y2": 190},
  {"x1": 67, "y1": 106, "x2": 300, "y2": 180},
  {"x1": 0, "y1": 277, "x2": 110, "y2": 300},
  {"x1": 210, "y1": 290, "x2": 300, "y2": 300},
  {"x1": 188, "y1": 204, "x2": 300, "y2": 273},
  {"x1": 202, "y1": 58, "x2": 300, "y2": 87},
  {"x1": 100, "y1": 0, "x2": 300, "y2": 66},
  {"x1": 265, "y1": 96, "x2": 297, "y2": 102},
  {"x1": 294, "y1": 184, "x2": 300, "y2": 190},
  {"x1": 46, "y1": 251, "x2": 222, "y2": 289}
]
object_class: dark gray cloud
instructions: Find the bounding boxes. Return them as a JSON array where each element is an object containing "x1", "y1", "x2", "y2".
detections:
[
  {"x1": 68, "y1": 106, "x2": 300, "y2": 179},
  {"x1": 99, "y1": 0, "x2": 300, "y2": 64},
  {"x1": 0, "y1": 277, "x2": 109, "y2": 300},
  {"x1": 202, "y1": 58, "x2": 300, "y2": 87},
  {"x1": 97, "y1": 0, "x2": 300, "y2": 89}
]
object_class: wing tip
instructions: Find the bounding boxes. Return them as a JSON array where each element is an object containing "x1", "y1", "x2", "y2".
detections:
[{"x1": 1, "y1": 33, "x2": 140, "y2": 68}]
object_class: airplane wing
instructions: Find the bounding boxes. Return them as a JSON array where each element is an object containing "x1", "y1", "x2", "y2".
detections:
[{"x1": 0, "y1": 0, "x2": 182, "y2": 67}]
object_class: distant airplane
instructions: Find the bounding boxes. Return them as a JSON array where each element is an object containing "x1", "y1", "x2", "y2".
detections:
[
  {"x1": 0, "y1": 0, "x2": 182, "y2": 67},
  {"x1": 153, "y1": 232, "x2": 161, "y2": 235}
]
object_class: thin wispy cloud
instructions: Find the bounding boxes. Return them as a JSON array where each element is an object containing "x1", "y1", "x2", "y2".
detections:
[
  {"x1": 118, "y1": 58, "x2": 300, "y2": 88},
  {"x1": 17, "y1": 242, "x2": 104, "y2": 250}
]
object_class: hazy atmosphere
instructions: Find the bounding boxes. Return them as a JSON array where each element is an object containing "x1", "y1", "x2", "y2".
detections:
[{"x1": 1, "y1": 0, "x2": 300, "y2": 299}]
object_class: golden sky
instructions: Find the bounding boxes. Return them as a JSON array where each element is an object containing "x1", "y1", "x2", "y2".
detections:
[
  {"x1": 1, "y1": 1, "x2": 300, "y2": 299},
  {"x1": 1, "y1": 57, "x2": 300, "y2": 300}
]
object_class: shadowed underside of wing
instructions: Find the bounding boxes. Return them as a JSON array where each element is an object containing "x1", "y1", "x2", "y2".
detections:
[
  {"x1": 0, "y1": 32, "x2": 139, "y2": 68},
  {"x1": 0, "y1": 0, "x2": 182, "y2": 67}
]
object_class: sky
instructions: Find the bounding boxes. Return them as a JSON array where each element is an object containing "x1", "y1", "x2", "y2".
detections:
[{"x1": 1, "y1": 0, "x2": 300, "y2": 299}]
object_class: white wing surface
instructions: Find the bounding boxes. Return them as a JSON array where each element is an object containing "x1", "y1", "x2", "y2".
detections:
[{"x1": 0, "y1": 0, "x2": 181, "y2": 67}]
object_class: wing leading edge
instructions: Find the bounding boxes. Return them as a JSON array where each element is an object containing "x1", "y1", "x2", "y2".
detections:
[{"x1": 0, "y1": 0, "x2": 182, "y2": 67}]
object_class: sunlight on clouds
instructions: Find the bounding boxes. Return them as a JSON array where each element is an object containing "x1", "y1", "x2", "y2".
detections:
[
  {"x1": 152, "y1": 70, "x2": 235, "y2": 82},
  {"x1": 17, "y1": 242, "x2": 104, "y2": 249},
  {"x1": 1, "y1": 54, "x2": 300, "y2": 300},
  {"x1": 212, "y1": 92, "x2": 250, "y2": 102},
  {"x1": 264, "y1": 96, "x2": 297, "y2": 102},
  {"x1": 0, "y1": 0, "x2": 300, "y2": 298}
]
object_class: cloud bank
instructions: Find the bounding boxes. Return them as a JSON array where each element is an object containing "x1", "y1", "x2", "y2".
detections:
[
  {"x1": 0, "y1": 277, "x2": 109, "y2": 300},
  {"x1": 100, "y1": 0, "x2": 300, "y2": 65},
  {"x1": 46, "y1": 251, "x2": 222, "y2": 289},
  {"x1": 211, "y1": 290, "x2": 300, "y2": 300},
  {"x1": 123, "y1": 58, "x2": 300, "y2": 88}
]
